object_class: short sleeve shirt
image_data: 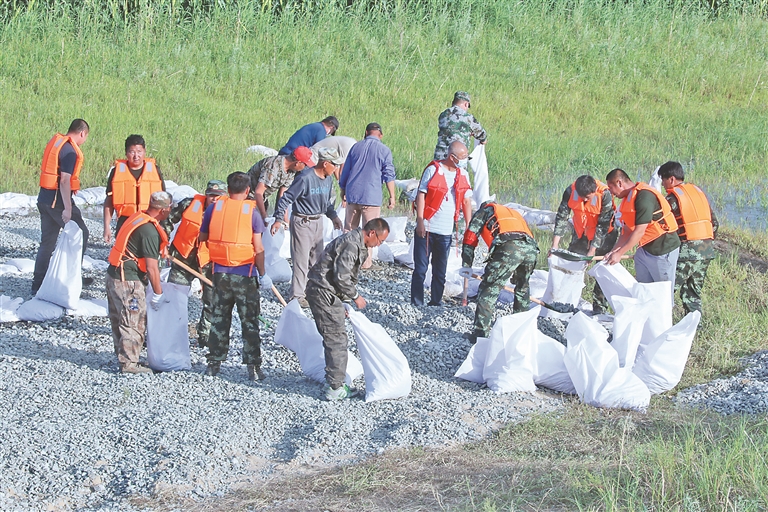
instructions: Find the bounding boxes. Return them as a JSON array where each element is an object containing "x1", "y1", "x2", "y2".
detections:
[
  {"x1": 200, "y1": 202, "x2": 265, "y2": 276},
  {"x1": 418, "y1": 163, "x2": 473, "y2": 236},
  {"x1": 247, "y1": 156, "x2": 293, "y2": 199},
  {"x1": 634, "y1": 189, "x2": 681, "y2": 256},
  {"x1": 107, "y1": 223, "x2": 161, "y2": 283}
]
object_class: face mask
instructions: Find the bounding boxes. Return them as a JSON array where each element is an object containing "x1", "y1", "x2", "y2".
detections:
[{"x1": 456, "y1": 158, "x2": 469, "y2": 170}]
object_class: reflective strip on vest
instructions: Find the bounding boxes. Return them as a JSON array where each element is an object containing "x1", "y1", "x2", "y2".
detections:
[
  {"x1": 670, "y1": 183, "x2": 714, "y2": 241},
  {"x1": 207, "y1": 197, "x2": 256, "y2": 267},
  {"x1": 110, "y1": 159, "x2": 163, "y2": 217}
]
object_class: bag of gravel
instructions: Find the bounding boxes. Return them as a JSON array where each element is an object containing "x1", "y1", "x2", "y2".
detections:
[
  {"x1": 483, "y1": 308, "x2": 539, "y2": 393},
  {"x1": 531, "y1": 331, "x2": 577, "y2": 394},
  {"x1": 7, "y1": 258, "x2": 35, "y2": 273},
  {"x1": 588, "y1": 262, "x2": 636, "y2": 309},
  {"x1": 611, "y1": 295, "x2": 653, "y2": 368},
  {"x1": 274, "y1": 300, "x2": 363, "y2": 385},
  {"x1": 0, "y1": 295, "x2": 24, "y2": 322},
  {"x1": 15, "y1": 297, "x2": 64, "y2": 322},
  {"x1": 346, "y1": 306, "x2": 412, "y2": 402},
  {"x1": 383, "y1": 217, "x2": 408, "y2": 243},
  {"x1": 633, "y1": 311, "x2": 701, "y2": 394},
  {"x1": 35, "y1": 221, "x2": 83, "y2": 309},
  {"x1": 146, "y1": 282, "x2": 191, "y2": 371},
  {"x1": 67, "y1": 298, "x2": 108, "y2": 317},
  {"x1": 454, "y1": 336, "x2": 490, "y2": 383},
  {"x1": 262, "y1": 219, "x2": 292, "y2": 283},
  {"x1": 0, "y1": 264, "x2": 20, "y2": 276},
  {"x1": 631, "y1": 282, "x2": 673, "y2": 351},
  {"x1": 541, "y1": 255, "x2": 586, "y2": 319}
]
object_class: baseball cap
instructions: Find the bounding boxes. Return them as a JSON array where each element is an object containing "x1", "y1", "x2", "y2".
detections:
[
  {"x1": 453, "y1": 91, "x2": 471, "y2": 107},
  {"x1": 149, "y1": 191, "x2": 172, "y2": 209},
  {"x1": 205, "y1": 179, "x2": 227, "y2": 196},
  {"x1": 365, "y1": 122, "x2": 383, "y2": 134},
  {"x1": 316, "y1": 147, "x2": 345, "y2": 165},
  {"x1": 291, "y1": 146, "x2": 316, "y2": 167}
]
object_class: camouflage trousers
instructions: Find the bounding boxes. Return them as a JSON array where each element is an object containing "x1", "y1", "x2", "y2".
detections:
[
  {"x1": 207, "y1": 273, "x2": 262, "y2": 366},
  {"x1": 566, "y1": 228, "x2": 619, "y2": 313},
  {"x1": 675, "y1": 257, "x2": 713, "y2": 314},
  {"x1": 474, "y1": 238, "x2": 539, "y2": 337},
  {"x1": 306, "y1": 284, "x2": 348, "y2": 389},
  {"x1": 168, "y1": 258, "x2": 214, "y2": 345},
  {"x1": 105, "y1": 275, "x2": 147, "y2": 367}
]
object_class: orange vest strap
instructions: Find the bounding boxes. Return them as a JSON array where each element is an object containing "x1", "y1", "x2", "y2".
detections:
[{"x1": 669, "y1": 183, "x2": 714, "y2": 241}]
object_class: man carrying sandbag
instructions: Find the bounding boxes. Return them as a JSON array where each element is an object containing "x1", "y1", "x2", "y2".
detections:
[
  {"x1": 167, "y1": 180, "x2": 227, "y2": 348},
  {"x1": 459, "y1": 201, "x2": 539, "y2": 344},
  {"x1": 551, "y1": 175, "x2": 618, "y2": 315},
  {"x1": 106, "y1": 191, "x2": 173, "y2": 374},
  {"x1": 306, "y1": 218, "x2": 390, "y2": 400},
  {"x1": 658, "y1": 161, "x2": 718, "y2": 314}
]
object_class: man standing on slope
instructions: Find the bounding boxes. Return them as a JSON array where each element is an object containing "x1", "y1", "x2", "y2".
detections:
[
  {"x1": 658, "y1": 161, "x2": 718, "y2": 314},
  {"x1": 278, "y1": 116, "x2": 339, "y2": 156},
  {"x1": 434, "y1": 91, "x2": 487, "y2": 160},
  {"x1": 411, "y1": 141, "x2": 473, "y2": 306},
  {"x1": 33, "y1": 119, "x2": 93, "y2": 294}
]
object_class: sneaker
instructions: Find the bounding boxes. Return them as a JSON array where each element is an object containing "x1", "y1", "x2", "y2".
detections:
[
  {"x1": 205, "y1": 361, "x2": 221, "y2": 377},
  {"x1": 297, "y1": 297, "x2": 310, "y2": 308},
  {"x1": 121, "y1": 363, "x2": 152, "y2": 374},
  {"x1": 324, "y1": 383, "x2": 359, "y2": 401},
  {"x1": 82, "y1": 276, "x2": 95, "y2": 287},
  {"x1": 247, "y1": 364, "x2": 266, "y2": 381}
]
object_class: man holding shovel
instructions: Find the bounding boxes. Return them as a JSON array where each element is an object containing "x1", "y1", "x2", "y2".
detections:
[
  {"x1": 459, "y1": 201, "x2": 539, "y2": 344},
  {"x1": 551, "y1": 174, "x2": 618, "y2": 314}
]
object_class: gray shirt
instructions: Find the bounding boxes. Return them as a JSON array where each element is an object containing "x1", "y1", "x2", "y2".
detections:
[
  {"x1": 274, "y1": 167, "x2": 338, "y2": 220},
  {"x1": 307, "y1": 228, "x2": 367, "y2": 300}
]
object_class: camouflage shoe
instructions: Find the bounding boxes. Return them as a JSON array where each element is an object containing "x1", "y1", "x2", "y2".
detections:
[
  {"x1": 205, "y1": 361, "x2": 221, "y2": 377},
  {"x1": 247, "y1": 364, "x2": 266, "y2": 381}
]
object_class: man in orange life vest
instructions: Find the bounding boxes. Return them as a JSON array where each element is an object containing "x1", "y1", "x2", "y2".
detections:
[
  {"x1": 551, "y1": 174, "x2": 618, "y2": 314},
  {"x1": 33, "y1": 119, "x2": 92, "y2": 294},
  {"x1": 167, "y1": 180, "x2": 228, "y2": 348},
  {"x1": 199, "y1": 172, "x2": 273, "y2": 381},
  {"x1": 105, "y1": 191, "x2": 173, "y2": 374},
  {"x1": 411, "y1": 141, "x2": 473, "y2": 306},
  {"x1": 460, "y1": 201, "x2": 539, "y2": 343},
  {"x1": 604, "y1": 168, "x2": 681, "y2": 298},
  {"x1": 658, "y1": 161, "x2": 718, "y2": 314},
  {"x1": 103, "y1": 134, "x2": 166, "y2": 244}
]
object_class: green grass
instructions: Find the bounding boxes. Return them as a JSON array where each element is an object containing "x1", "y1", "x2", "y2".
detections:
[{"x1": 1, "y1": 0, "x2": 767, "y2": 228}]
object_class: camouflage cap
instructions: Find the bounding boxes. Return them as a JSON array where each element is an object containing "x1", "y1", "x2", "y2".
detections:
[
  {"x1": 453, "y1": 91, "x2": 471, "y2": 107},
  {"x1": 149, "y1": 191, "x2": 173, "y2": 209},
  {"x1": 205, "y1": 179, "x2": 227, "y2": 196},
  {"x1": 316, "y1": 146, "x2": 346, "y2": 165}
]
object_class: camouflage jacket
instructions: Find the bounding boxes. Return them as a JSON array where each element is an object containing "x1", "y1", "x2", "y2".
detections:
[
  {"x1": 434, "y1": 106, "x2": 487, "y2": 160},
  {"x1": 247, "y1": 155, "x2": 292, "y2": 199},
  {"x1": 461, "y1": 203, "x2": 536, "y2": 267},
  {"x1": 307, "y1": 228, "x2": 367, "y2": 300},
  {"x1": 553, "y1": 184, "x2": 615, "y2": 251}
]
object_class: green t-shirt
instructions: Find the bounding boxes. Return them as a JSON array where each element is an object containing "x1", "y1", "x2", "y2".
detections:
[
  {"x1": 634, "y1": 189, "x2": 680, "y2": 256},
  {"x1": 107, "y1": 223, "x2": 162, "y2": 283}
]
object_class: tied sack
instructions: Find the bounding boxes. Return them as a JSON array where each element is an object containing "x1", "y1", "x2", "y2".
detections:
[
  {"x1": 345, "y1": 305, "x2": 412, "y2": 402},
  {"x1": 146, "y1": 282, "x2": 191, "y2": 371},
  {"x1": 588, "y1": 261, "x2": 637, "y2": 310},
  {"x1": 262, "y1": 219, "x2": 292, "y2": 283},
  {"x1": 36, "y1": 221, "x2": 83, "y2": 309},
  {"x1": 541, "y1": 255, "x2": 585, "y2": 318},
  {"x1": 482, "y1": 308, "x2": 539, "y2": 393}
]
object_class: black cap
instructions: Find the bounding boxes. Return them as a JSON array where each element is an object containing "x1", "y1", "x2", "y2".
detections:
[{"x1": 365, "y1": 122, "x2": 382, "y2": 134}]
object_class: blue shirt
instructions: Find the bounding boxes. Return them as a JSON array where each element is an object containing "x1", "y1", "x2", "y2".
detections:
[
  {"x1": 200, "y1": 201, "x2": 264, "y2": 277},
  {"x1": 278, "y1": 122, "x2": 327, "y2": 155},
  {"x1": 338, "y1": 136, "x2": 395, "y2": 206}
]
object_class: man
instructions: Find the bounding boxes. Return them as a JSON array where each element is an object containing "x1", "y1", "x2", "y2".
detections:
[
  {"x1": 103, "y1": 134, "x2": 166, "y2": 243},
  {"x1": 434, "y1": 91, "x2": 487, "y2": 160},
  {"x1": 271, "y1": 147, "x2": 344, "y2": 307},
  {"x1": 278, "y1": 116, "x2": 339, "y2": 156},
  {"x1": 658, "y1": 161, "x2": 718, "y2": 314},
  {"x1": 106, "y1": 191, "x2": 172, "y2": 374},
  {"x1": 604, "y1": 169, "x2": 680, "y2": 296},
  {"x1": 199, "y1": 172, "x2": 272, "y2": 380},
  {"x1": 311, "y1": 135, "x2": 357, "y2": 180},
  {"x1": 551, "y1": 174, "x2": 618, "y2": 314},
  {"x1": 167, "y1": 180, "x2": 227, "y2": 348},
  {"x1": 306, "y1": 218, "x2": 390, "y2": 400},
  {"x1": 247, "y1": 146, "x2": 315, "y2": 225},
  {"x1": 411, "y1": 141, "x2": 473, "y2": 306},
  {"x1": 460, "y1": 202, "x2": 539, "y2": 343},
  {"x1": 33, "y1": 119, "x2": 92, "y2": 294},
  {"x1": 338, "y1": 122, "x2": 396, "y2": 269}
]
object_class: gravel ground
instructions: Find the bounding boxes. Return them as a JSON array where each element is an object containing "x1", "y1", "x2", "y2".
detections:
[{"x1": 0, "y1": 213, "x2": 563, "y2": 511}]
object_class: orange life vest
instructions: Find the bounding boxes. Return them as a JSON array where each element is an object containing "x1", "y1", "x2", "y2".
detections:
[
  {"x1": 667, "y1": 183, "x2": 714, "y2": 241},
  {"x1": 108, "y1": 211, "x2": 169, "y2": 280},
  {"x1": 207, "y1": 197, "x2": 257, "y2": 267},
  {"x1": 617, "y1": 182, "x2": 678, "y2": 247},
  {"x1": 171, "y1": 194, "x2": 212, "y2": 266},
  {"x1": 40, "y1": 133, "x2": 84, "y2": 192},
  {"x1": 463, "y1": 203, "x2": 532, "y2": 248},
  {"x1": 109, "y1": 158, "x2": 163, "y2": 218},
  {"x1": 421, "y1": 161, "x2": 472, "y2": 223},
  {"x1": 567, "y1": 180, "x2": 615, "y2": 240}
]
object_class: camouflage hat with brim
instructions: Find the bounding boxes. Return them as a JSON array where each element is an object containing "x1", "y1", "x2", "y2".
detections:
[
  {"x1": 149, "y1": 191, "x2": 173, "y2": 209},
  {"x1": 453, "y1": 91, "x2": 471, "y2": 107},
  {"x1": 205, "y1": 179, "x2": 227, "y2": 195},
  {"x1": 316, "y1": 146, "x2": 346, "y2": 165}
]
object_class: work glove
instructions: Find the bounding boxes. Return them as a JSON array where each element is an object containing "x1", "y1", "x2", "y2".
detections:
[
  {"x1": 258, "y1": 273, "x2": 274, "y2": 292},
  {"x1": 457, "y1": 267, "x2": 473, "y2": 279},
  {"x1": 150, "y1": 292, "x2": 168, "y2": 311}
]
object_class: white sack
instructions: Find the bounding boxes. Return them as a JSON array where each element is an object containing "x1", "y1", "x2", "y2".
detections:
[
  {"x1": 164, "y1": 182, "x2": 198, "y2": 204},
  {"x1": 631, "y1": 281, "x2": 673, "y2": 351},
  {"x1": 383, "y1": 216, "x2": 408, "y2": 243},
  {"x1": 483, "y1": 308, "x2": 539, "y2": 393},
  {"x1": 246, "y1": 144, "x2": 278, "y2": 157},
  {"x1": 393, "y1": 239, "x2": 414, "y2": 268},
  {"x1": 279, "y1": 226, "x2": 291, "y2": 259},
  {"x1": 346, "y1": 306, "x2": 411, "y2": 402},
  {"x1": 74, "y1": 186, "x2": 106, "y2": 205},
  {"x1": 146, "y1": 282, "x2": 192, "y2": 371},
  {"x1": 323, "y1": 206, "x2": 345, "y2": 245},
  {"x1": 6, "y1": 258, "x2": 35, "y2": 273},
  {"x1": 0, "y1": 193, "x2": 36, "y2": 213},
  {"x1": 588, "y1": 261, "x2": 637, "y2": 309},
  {"x1": 541, "y1": 255, "x2": 586, "y2": 318},
  {"x1": 648, "y1": 166, "x2": 663, "y2": 193},
  {"x1": 565, "y1": 312, "x2": 609, "y2": 348},
  {"x1": 425, "y1": 247, "x2": 464, "y2": 297},
  {"x1": 531, "y1": 331, "x2": 577, "y2": 393},
  {"x1": 610, "y1": 295, "x2": 652, "y2": 368},
  {"x1": 274, "y1": 299, "x2": 363, "y2": 384},
  {"x1": 82, "y1": 255, "x2": 109, "y2": 271},
  {"x1": 454, "y1": 336, "x2": 490, "y2": 383},
  {"x1": 529, "y1": 269, "x2": 549, "y2": 299},
  {"x1": 15, "y1": 298, "x2": 64, "y2": 322},
  {"x1": 374, "y1": 243, "x2": 394, "y2": 264},
  {"x1": 633, "y1": 311, "x2": 701, "y2": 394},
  {"x1": 0, "y1": 295, "x2": 24, "y2": 322},
  {"x1": 395, "y1": 178, "x2": 419, "y2": 203},
  {"x1": 262, "y1": 219, "x2": 293, "y2": 283},
  {"x1": 35, "y1": 221, "x2": 83, "y2": 309},
  {"x1": 67, "y1": 298, "x2": 108, "y2": 317},
  {"x1": 469, "y1": 144, "x2": 492, "y2": 206},
  {"x1": 0, "y1": 264, "x2": 20, "y2": 276},
  {"x1": 506, "y1": 203, "x2": 556, "y2": 231}
]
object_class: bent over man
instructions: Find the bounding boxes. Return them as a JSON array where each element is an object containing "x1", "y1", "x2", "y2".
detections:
[
  {"x1": 659, "y1": 161, "x2": 718, "y2": 314},
  {"x1": 106, "y1": 191, "x2": 172, "y2": 374},
  {"x1": 247, "y1": 146, "x2": 315, "y2": 225},
  {"x1": 306, "y1": 218, "x2": 390, "y2": 400},
  {"x1": 461, "y1": 202, "x2": 539, "y2": 343}
]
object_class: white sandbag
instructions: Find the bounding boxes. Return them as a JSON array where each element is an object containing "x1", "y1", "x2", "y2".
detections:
[
  {"x1": 648, "y1": 166, "x2": 663, "y2": 193},
  {"x1": 610, "y1": 295, "x2": 652, "y2": 368},
  {"x1": 565, "y1": 312, "x2": 609, "y2": 348},
  {"x1": 74, "y1": 186, "x2": 106, "y2": 205},
  {"x1": 383, "y1": 216, "x2": 408, "y2": 243},
  {"x1": 633, "y1": 311, "x2": 701, "y2": 394},
  {"x1": 0, "y1": 264, "x2": 20, "y2": 276},
  {"x1": 469, "y1": 144, "x2": 492, "y2": 205},
  {"x1": 274, "y1": 299, "x2": 363, "y2": 384},
  {"x1": 246, "y1": 144, "x2": 278, "y2": 157},
  {"x1": 82, "y1": 255, "x2": 109, "y2": 271},
  {"x1": 346, "y1": 306, "x2": 411, "y2": 402},
  {"x1": 395, "y1": 178, "x2": 419, "y2": 203},
  {"x1": 146, "y1": 282, "x2": 191, "y2": 371},
  {"x1": 393, "y1": 240, "x2": 414, "y2": 268},
  {"x1": 0, "y1": 192, "x2": 36, "y2": 214},
  {"x1": 67, "y1": 298, "x2": 108, "y2": 317},
  {"x1": 506, "y1": 203, "x2": 557, "y2": 231},
  {"x1": 483, "y1": 308, "x2": 539, "y2": 393},
  {"x1": 35, "y1": 221, "x2": 83, "y2": 309},
  {"x1": 541, "y1": 255, "x2": 586, "y2": 318},
  {"x1": 588, "y1": 261, "x2": 637, "y2": 309},
  {"x1": 323, "y1": 206, "x2": 345, "y2": 245},
  {"x1": 529, "y1": 269, "x2": 548, "y2": 299},
  {"x1": 631, "y1": 281, "x2": 673, "y2": 351},
  {"x1": 0, "y1": 295, "x2": 24, "y2": 322},
  {"x1": 374, "y1": 243, "x2": 394, "y2": 263},
  {"x1": 454, "y1": 336, "x2": 490, "y2": 383},
  {"x1": 165, "y1": 183, "x2": 198, "y2": 204},
  {"x1": 262, "y1": 219, "x2": 293, "y2": 283},
  {"x1": 425, "y1": 247, "x2": 464, "y2": 297},
  {"x1": 15, "y1": 298, "x2": 64, "y2": 322},
  {"x1": 531, "y1": 331, "x2": 577, "y2": 394},
  {"x1": 6, "y1": 258, "x2": 35, "y2": 273}
]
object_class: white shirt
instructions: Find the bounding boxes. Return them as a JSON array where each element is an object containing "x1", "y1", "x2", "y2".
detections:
[{"x1": 418, "y1": 162, "x2": 473, "y2": 236}]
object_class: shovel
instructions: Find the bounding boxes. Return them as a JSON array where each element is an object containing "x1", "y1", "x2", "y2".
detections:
[
  {"x1": 469, "y1": 274, "x2": 578, "y2": 314},
  {"x1": 549, "y1": 249, "x2": 630, "y2": 262}
]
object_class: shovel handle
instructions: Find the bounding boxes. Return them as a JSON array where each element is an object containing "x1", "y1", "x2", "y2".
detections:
[
  {"x1": 461, "y1": 277, "x2": 469, "y2": 306},
  {"x1": 271, "y1": 285, "x2": 288, "y2": 307},
  {"x1": 591, "y1": 255, "x2": 631, "y2": 262},
  {"x1": 171, "y1": 257, "x2": 213, "y2": 287}
]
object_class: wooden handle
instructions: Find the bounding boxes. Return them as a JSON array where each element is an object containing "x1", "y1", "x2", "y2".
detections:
[
  {"x1": 591, "y1": 255, "x2": 630, "y2": 261},
  {"x1": 171, "y1": 257, "x2": 213, "y2": 287},
  {"x1": 461, "y1": 277, "x2": 469, "y2": 306},
  {"x1": 271, "y1": 285, "x2": 288, "y2": 307}
]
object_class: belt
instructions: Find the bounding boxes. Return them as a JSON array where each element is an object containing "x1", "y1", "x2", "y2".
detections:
[{"x1": 293, "y1": 213, "x2": 322, "y2": 221}]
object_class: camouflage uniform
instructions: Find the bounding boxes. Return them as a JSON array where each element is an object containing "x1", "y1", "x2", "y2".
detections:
[
  {"x1": 462, "y1": 205, "x2": 539, "y2": 338},
  {"x1": 206, "y1": 273, "x2": 263, "y2": 365},
  {"x1": 666, "y1": 191, "x2": 719, "y2": 314},
  {"x1": 246, "y1": 155, "x2": 292, "y2": 207},
  {"x1": 106, "y1": 276, "x2": 147, "y2": 367},
  {"x1": 434, "y1": 106, "x2": 487, "y2": 160},
  {"x1": 552, "y1": 184, "x2": 619, "y2": 313}
]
